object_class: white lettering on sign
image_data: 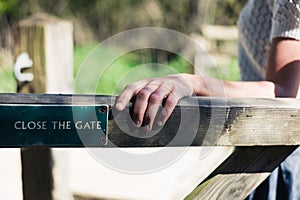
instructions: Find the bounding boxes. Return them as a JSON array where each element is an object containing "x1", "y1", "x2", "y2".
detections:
[
  {"x1": 14, "y1": 121, "x2": 47, "y2": 130},
  {"x1": 75, "y1": 121, "x2": 101, "y2": 130},
  {"x1": 14, "y1": 120, "x2": 103, "y2": 131},
  {"x1": 52, "y1": 121, "x2": 72, "y2": 130}
]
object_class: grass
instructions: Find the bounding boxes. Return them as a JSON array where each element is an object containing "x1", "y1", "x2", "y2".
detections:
[
  {"x1": 0, "y1": 43, "x2": 240, "y2": 93},
  {"x1": 208, "y1": 57, "x2": 240, "y2": 81},
  {"x1": 0, "y1": 67, "x2": 17, "y2": 93},
  {"x1": 73, "y1": 43, "x2": 99, "y2": 77},
  {"x1": 73, "y1": 44, "x2": 192, "y2": 95},
  {"x1": 0, "y1": 48, "x2": 16, "y2": 92}
]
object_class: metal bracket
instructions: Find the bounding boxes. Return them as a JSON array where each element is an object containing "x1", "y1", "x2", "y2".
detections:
[{"x1": 14, "y1": 52, "x2": 34, "y2": 82}]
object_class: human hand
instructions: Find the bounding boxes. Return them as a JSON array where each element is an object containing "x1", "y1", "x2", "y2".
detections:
[{"x1": 115, "y1": 74, "x2": 196, "y2": 131}]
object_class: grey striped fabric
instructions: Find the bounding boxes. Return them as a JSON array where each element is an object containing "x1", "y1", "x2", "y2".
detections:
[{"x1": 237, "y1": 0, "x2": 300, "y2": 81}]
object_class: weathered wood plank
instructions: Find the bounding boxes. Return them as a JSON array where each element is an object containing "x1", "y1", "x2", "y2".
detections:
[
  {"x1": 186, "y1": 146, "x2": 298, "y2": 200},
  {"x1": 1, "y1": 94, "x2": 300, "y2": 147},
  {"x1": 188, "y1": 173, "x2": 269, "y2": 200}
]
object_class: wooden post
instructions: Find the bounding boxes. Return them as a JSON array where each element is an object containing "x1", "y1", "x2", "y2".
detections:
[{"x1": 14, "y1": 13, "x2": 73, "y2": 200}]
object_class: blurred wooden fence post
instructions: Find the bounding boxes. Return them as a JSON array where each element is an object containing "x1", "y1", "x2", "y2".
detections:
[{"x1": 14, "y1": 13, "x2": 73, "y2": 200}]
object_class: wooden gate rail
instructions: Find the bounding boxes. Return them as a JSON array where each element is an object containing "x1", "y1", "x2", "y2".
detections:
[
  {"x1": 1, "y1": 93, "x2": 300, "y2": 199},
  {"x1": 1, "y1": 93, "x2": 300, "y2": 147}
]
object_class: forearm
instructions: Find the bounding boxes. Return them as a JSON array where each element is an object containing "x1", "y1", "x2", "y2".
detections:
[
  {"x1": 116, "y1": 39, "x2": 300, "y2": 131},
  {"x1": 189, "y1": 74, "x2": 276, "y2": 98},
  {"x1": 192, "y1": 38, "x2": 300, "y2": 98}
]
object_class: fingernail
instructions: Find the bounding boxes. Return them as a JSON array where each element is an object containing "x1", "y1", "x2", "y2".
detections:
[
  {"x1": 115, "y1": 102, "x2": 124, "y2": 110},
  {"x1": 146, "y1": 125, "x2": 151, "y2": 132},
  {"x1": 157, "y1": 121, "x2": 164, "y2": 127},
  {"x1": 135, "y1": 120, "x2": 141, "y2": 127}
]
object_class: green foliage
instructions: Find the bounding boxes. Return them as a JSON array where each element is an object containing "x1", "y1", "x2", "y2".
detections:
[
  {"x1": 0, "y1": 0, "x2": 207, "y2": 43},
  {"x1": 214, "y1": 0, "x2": 248, "y2": 25},
  {"x1": 167, "y1": 56, "x2": 192, "y2": 74},
  {"x1": 73, "y1": 43, "x2": 98, "y2": 77},
  {"x1": 0, "y1": 1, "x2": 244, "y2": 94},
  {"x1": 0, "y1": 0, "x2": 19, "y2": 16},
  {"x1": 95, "y1": 55, "x2": 191, "y2": 95},
  {"x1": 1, "y1": 0, "x2": 247, "y2": 44},
  {"x1": 74, "y1": 44, "x2": 192, "y2": 95},
  {"x1": 0, "y1": 43, "x2": 238, "y2": 94},
  {"x1": 0, "y1": 67, "x2": 16, "y2": 92},
  {"x1": 227, "y1": 58, "x2": 240, "y2": 81},
  {"x1": 208, "y1": 57, "x2": 240, "y2": 81}
]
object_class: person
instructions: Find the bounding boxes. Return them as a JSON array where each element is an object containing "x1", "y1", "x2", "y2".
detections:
[{"x1": 115, "y1": 0, "x2": 300, "y2": 199}]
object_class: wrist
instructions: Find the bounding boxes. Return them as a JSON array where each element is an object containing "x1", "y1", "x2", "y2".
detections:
[{"x1": 181, "y1": 73, "x2": 208, "y2": 96}]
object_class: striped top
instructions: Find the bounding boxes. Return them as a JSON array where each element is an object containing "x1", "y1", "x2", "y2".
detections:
[{"x1": 238, "y1": 0, "x2": 300, "y2": 81}]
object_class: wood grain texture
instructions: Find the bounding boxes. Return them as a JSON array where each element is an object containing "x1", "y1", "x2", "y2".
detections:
[
  {"x1": 189, "y1": 173, "x2": 269, "y2": 200},
  {"x1": 187, "y1": 146, "x2": 297, "y2": 200},
  {"x1": 1, "y1": 93, "x2": 299, "y2": 199},
  {"x1": 13, "y1": 13, "x2": 73, "y2": 94},
  {"x1": 14, "y1": 20, "x2": 46, "y2": 93},
  {"x1": 1, "y1": 94, "x2": 300, "y2": 147}
]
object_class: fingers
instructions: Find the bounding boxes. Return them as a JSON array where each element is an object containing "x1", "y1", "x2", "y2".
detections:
[
  {"x1": 133, "y1": 84, "x2": 178, "y2": 131},
  {"x1": 115, "y1": 74, "x2": 191, "y2": 131},
  {"x1": 142, "y1": 86, "x2": 171, "y2": 131},
  {"x1": 157, "y1": 92, "x2": 179, "y2": 126},
  {"x1": 115, "y1": 79, "x2": 148, "y2": 111},
  {"x1": 132, "y1": 82, "x2": 161, "y2": 127}
]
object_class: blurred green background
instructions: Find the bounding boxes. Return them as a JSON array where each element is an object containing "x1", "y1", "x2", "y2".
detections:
[{"x1": 0, "y1": 0, "x2": 246, "y2": 94}]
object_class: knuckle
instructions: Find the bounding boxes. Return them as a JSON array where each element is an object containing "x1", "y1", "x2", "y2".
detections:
[
  {"x1": 133, "y1": 108, "x2": 143, "y2": 119},
  {"x1": 137, "y1": 88, "x2": 151, "y2": 99},
  {"x1": 149, "y1": 93, "x2": 162, "y2": 104},
  {"x1": 165, "y1": 96, "x2": 178, "y2": 108},
  {"x1": 124, "y1": 84, "x2": 135, "y2": 91}
]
